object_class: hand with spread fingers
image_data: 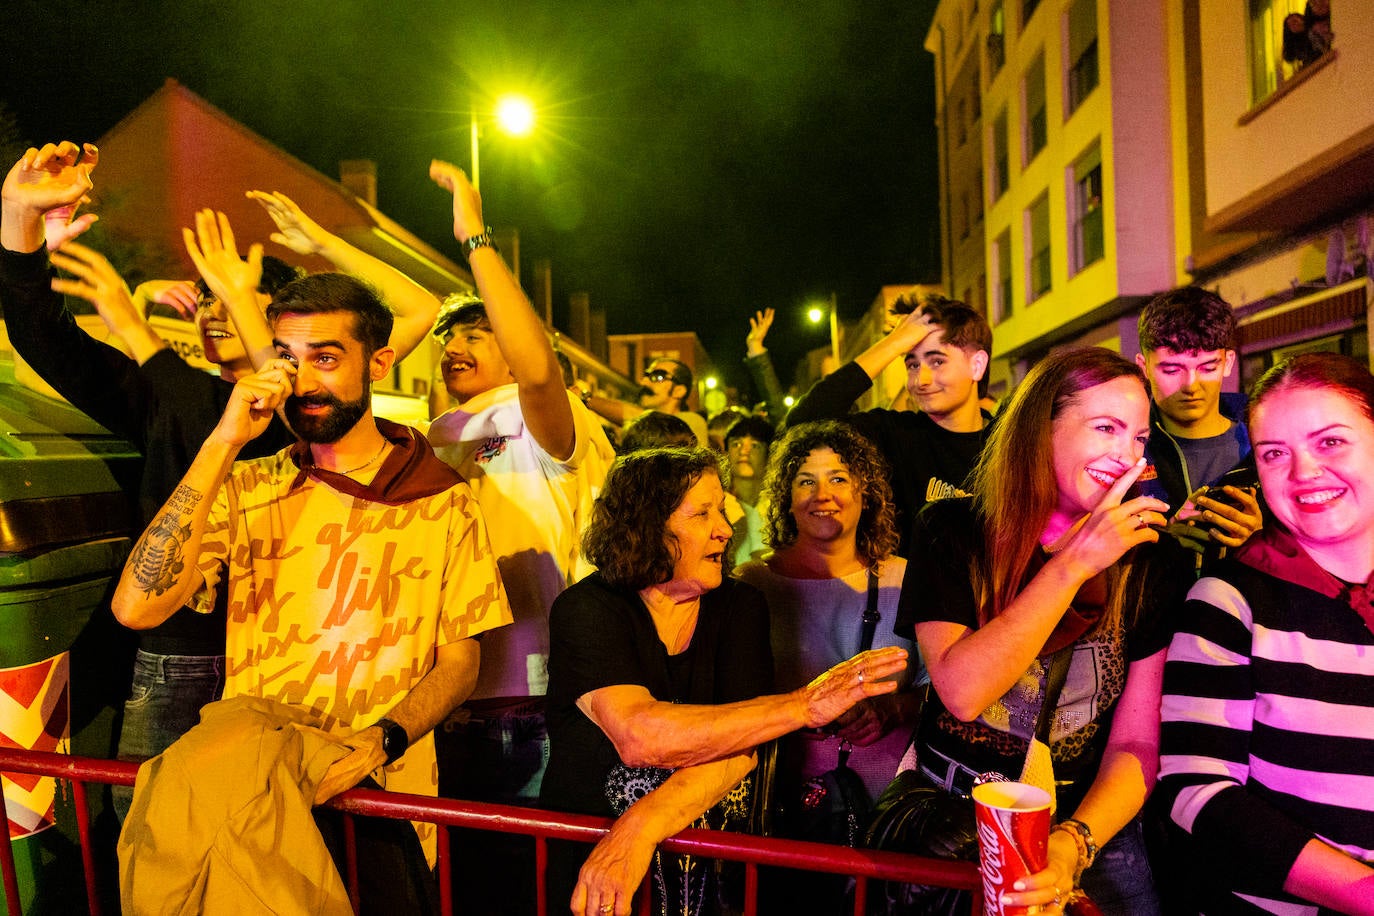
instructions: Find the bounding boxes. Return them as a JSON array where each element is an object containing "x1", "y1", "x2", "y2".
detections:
[
  {"x1": 2, "y1": 141, "x2": 99, "y2": 253},
  {"x1": 133, "y1": 279, "x2": 200, "y2": 321},
  {"x1": 745, "y1": 308, "x2": 774, "y2": 357},
  {"x1": 797, "y1": 645, "x2": 908, "y2": 730},
  {"x1": 246, "y1": 190, "x2": 330, "y2": 257},
  {"x1": 182, "y1": 208, "x2": 264, "y2": 307},
  {"x1": 49, "y1": 241, "x2": 169, "y2": 363}
]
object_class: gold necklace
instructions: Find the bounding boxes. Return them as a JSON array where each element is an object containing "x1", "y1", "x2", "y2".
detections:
[{"x1": 326, "y1": 440, "x2": 388, "y2": 476}]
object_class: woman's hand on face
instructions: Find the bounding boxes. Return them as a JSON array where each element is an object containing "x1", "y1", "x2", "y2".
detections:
[
  {"x1": 1058, "y1": 459, "x2": 1169, "y2": 579},
  {"x1": 798, "y1": 646, "x2": 908, "y2": 730}
]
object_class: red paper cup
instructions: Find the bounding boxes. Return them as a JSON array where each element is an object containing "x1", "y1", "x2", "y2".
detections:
[{"x1": 972, "y1": 781, "x2": 1052, "y2": 916}]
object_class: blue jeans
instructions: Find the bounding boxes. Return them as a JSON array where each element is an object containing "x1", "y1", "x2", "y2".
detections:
[
  {"x1": 112, "y1": 651, "x2": 224, "y2": 821},
  {"x1": 437, "y1": 700, "x2": 548, "y2": 915},
  {"x1": 1080, "y1": 814, "x2": 1160, "y2": 915}
]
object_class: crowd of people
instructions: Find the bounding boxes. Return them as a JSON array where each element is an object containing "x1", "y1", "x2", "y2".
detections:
[{"x1": 2, "y1": 138, "x2": 1372, "y2": 916}]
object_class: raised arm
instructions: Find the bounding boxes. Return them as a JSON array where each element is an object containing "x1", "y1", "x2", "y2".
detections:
[
  {"x1": 183, "y1": 209, "x2": 277, "y2": 369},
  {"x1": 1, "y1": 141, "x2": 97, "y2": 254},
  {"x1": 429, "y1": 160, "x2": 574, "y2": 459},
  {"x1": 743, "y1": 308, "x2": 788, "y2": 425},
  {"x1": 916, "y1": 462, "x2": 1169, "y2": 720},
  {"x1": 572, "y1": 751, "x2": 756, "y2": 916},
  {"x1": 111, "y1": 361, "x2": 295, "y2": 629},
  {"x1": 48, "y1": 242, "x2": 168, "y2": 364},
  {"x1": 578, "y1": 645, "x2": 907, "y2": 769},
  {"x1": 248, "y1": 190, "x2": 441, "y2": 362},
  {"x1": 785, "y1": 309, "x2": 933, "y2": 426}
]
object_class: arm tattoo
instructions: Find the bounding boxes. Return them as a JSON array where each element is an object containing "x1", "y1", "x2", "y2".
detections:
[{"x1": 130, "y1": 484, "x2": 201, "y2": 598}]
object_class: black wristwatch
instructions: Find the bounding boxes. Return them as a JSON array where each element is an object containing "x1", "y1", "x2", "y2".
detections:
[{"x1": 374, "y1": 717, "x2": 409, "y2": 765}]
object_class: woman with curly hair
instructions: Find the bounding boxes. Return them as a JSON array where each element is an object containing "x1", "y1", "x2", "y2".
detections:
[
  {"x1": 541, "y1": 446, "x2": 907, "y2": 916},
  {"x1": 736, "y1": 421, "x2": 924, "y2": 817}
]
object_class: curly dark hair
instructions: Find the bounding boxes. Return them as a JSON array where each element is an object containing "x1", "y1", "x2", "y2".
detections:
[
  {"x1": 1138, "y1": 286, "x2": 1236, "y2": 353},
  {"x1": 266, "y1": 272, "x2": 393, "y2": 356},
  {"x1": 582, "y1": 447, "x2": 730, "y2": 590},
  {"x1": 760, "y1": 421, "x2": 898, "y2": 564}
]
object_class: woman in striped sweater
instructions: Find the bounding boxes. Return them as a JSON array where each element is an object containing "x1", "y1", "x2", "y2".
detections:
[{"x1": 1159, "y1": 353, "x2": 1374, "y2": 914}]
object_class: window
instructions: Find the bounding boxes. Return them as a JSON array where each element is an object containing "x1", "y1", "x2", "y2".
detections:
[
  {"x1": 993, "y1": 230, "x2": 1013, "y2": 322},
  {"x1": 955, "y1": 97, "x2": 968, "y2": 147},
  {"x1": 989, "y1": 109, "x2": 1009, "y2": 202},
  {"x1": 1023, "y1": 54, "x2": 1047, "y2": 165},
  {"x1": 960, "y1": 191, "x2": 971, "y2": 240},
  {"x1": 1027, "y1": 194, "x2": 1052, "y2": 301},
  {"x1": 1066, "y1": 0, "x2": 1098, "y2": 115},
  {"x1": 1248, "y1": 0, "x2": 1332, "y2": 104},
  {"x1": 987, "y1": 1, "x2": 1006, "y2": 76},
  {"x1": 1071, "y1": 144, "x2": 1104, "y2": 273}
]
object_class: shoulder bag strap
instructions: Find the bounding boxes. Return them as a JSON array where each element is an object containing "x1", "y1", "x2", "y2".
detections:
[{"x1": 839, "y1": 567, "x2": 883, "y2": 769}]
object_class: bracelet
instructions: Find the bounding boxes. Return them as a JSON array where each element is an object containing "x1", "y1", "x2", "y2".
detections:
[
  {"x1": 1052, "y1": 818, "x2": 1097, "y2": 885},
  {"x1": 463, "y1": 227, "x2": 499, "y2": 258}
]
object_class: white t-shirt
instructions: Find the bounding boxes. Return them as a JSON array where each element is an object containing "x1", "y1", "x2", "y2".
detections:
[{"x1": 428, "y1": 384, "x2": 615, "y2": 699}]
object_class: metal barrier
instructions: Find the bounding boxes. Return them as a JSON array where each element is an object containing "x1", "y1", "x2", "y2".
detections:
[{"x1": 0, "y1": 747, "x2": 983, "y2": 915}]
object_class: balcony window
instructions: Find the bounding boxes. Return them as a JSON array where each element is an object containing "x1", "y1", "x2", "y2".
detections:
[
  {"x1": 1024, "y1": 54, "x2": 1047, "y2": 165},
  {"x1": 990, "y1": 109, "x2": 1009, "y2": 203},
  {"x1": 1249, "y1": 0, "x2": 1334, "y2": 103},
  {"x1": 1071, "y1": 145, "x2": 1103, "y2": 274},
  {"x1": 1066, "y1": 0, "x2": 1099, "y2": 115},
  {"x1": 994, "y1": 230, "x2": 1013, "y2": 322},
  {"x1": 1027, "y1": 194, "x2": 1052, "y2": 302},
  {"x1": 987, "y1": 1, "x2": 1006, "y2": 75}
]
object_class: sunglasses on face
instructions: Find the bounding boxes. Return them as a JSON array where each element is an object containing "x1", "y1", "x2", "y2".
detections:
[{"x1": 643, "y1": 368, "x2": 674, "y2": 383}]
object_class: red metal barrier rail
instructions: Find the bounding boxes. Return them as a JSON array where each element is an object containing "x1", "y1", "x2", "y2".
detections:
[{"x1": 0, "y1": 747, "x2": 983, "y2": 915}]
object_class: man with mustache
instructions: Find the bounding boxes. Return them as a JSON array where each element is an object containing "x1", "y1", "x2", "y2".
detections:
[
  {"x1": 585, "y1": 355, "x2": 710, "y2": 446},
  {"x1": 112, "y1": 271, "x2": 510, "y2": 910}
]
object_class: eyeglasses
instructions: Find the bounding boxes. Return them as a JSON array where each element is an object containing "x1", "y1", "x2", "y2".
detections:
[{"x1": 643, "y1": 368, "x2": 674, "y2": 383}]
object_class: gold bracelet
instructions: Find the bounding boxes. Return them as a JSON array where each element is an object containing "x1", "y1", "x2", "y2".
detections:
[{"x1": 1051, "y1": 822, "x2": 1090, "y2": 886}]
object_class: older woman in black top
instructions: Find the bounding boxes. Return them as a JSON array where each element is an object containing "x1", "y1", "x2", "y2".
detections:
[{"x1": 543, "y1": 447, "x2": 906, "y2": 916}]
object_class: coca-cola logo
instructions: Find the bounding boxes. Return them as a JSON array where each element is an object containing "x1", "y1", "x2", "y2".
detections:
[{"x1": 978, "y1": 816, "x2": 1005, "y2": 916}]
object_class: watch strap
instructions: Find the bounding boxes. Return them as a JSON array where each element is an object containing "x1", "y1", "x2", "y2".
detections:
[
  {"x1": 463, "y1": 227, "x2": 498, "y2": 258},
  {"x1": 374, "y1": 717, "x2": 409, "y2": 766}
]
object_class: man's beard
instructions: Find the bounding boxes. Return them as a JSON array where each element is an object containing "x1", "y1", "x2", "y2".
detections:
[{"x1": 286, "y1": 385, "x2": 369, "y2": 444}]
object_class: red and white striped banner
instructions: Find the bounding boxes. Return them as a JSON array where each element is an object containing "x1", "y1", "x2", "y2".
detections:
[{"x1": 0, "y1": 653, "x2": 71, "y2": 839}]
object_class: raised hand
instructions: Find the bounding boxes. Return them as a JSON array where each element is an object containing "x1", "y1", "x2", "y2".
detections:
[
  {"x1": 182, "y1": 209, "x2": 263, "y2": 305},
  {"x1": 44, "y1": 205, "x2": 98, "y2": 251},
  {"x1": 2, "y1": 142, "x2": 98, "y2": 216},
  {"x1": 429, "y1": 159, "x2": 485, "y2": 243},
  {"x1": 133, "y1": 279, "x2": 200, "y2": 320},
  {"x1": 745, "y1": 308, "x2": 774, "y2": 357},
  {"x1": 1058, "y1": 459, "x2": 1170, "y2": 577},
  {"x1": 797, "y1": 645, "x2": 908, "y2": 730},
  {"x1": 49, "y1": 242, "x2": 142, "y2": 329},
  {"x1": 246, "y1": 190, "x2": 330, "y2": 256}
]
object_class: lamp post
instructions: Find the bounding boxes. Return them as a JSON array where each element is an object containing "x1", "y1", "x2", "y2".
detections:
[{"x1": 469, "y1": 93, "x2": 536, "y2": 191}]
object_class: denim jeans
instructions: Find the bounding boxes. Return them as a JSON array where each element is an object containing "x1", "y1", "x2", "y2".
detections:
[
  {"x1": 112, "y1": 651, "x2": 225, "y2": 821},
  {"x1": 437, "y1": 700, "x2": 548, "y2": 915},
  {"x1": 1080, "y1": 814, "x2": 1161, "y2": 915}
]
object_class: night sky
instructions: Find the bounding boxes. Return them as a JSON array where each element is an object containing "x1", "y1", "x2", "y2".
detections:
[{"x1": 2, "y1": 0, "x2": 940, "y2": 395}]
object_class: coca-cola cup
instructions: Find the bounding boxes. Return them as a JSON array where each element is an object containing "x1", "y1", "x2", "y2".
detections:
[{"x1": 972, "y1": 780, "x2": 1052, "y2": 916}]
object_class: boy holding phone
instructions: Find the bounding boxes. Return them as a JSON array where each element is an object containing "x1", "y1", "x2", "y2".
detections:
[{"x1": 1134, "y1": 287, "x2": 1262, "y2": 554}]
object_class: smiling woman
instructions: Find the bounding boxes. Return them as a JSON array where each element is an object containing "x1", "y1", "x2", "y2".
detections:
[
  {"x1": 542, "y1": 446, "x2": 908, "y2": 916},
  {"x1": 1158, "y1": 353, "x2": 1374, "y2": 914},
  {"x1": 895, "y1": 347, "x2": 1191, "y2": 914}
]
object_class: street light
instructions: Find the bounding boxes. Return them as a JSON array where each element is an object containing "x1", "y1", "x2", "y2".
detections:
[
  {"x1": 807, "y1": 292, "x2": 840, "y2": 364},
  {"x1": 470, "y1": 93, "x2": 536, "y2": 190}
]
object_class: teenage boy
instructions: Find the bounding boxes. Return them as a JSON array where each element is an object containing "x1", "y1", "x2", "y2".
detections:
[
  {"x1": 1135, "y1": 287, "x2": 1262, "y2": 551},
  {"x1": 786, "y1": 294, "x2": 994, "y2": 556}
]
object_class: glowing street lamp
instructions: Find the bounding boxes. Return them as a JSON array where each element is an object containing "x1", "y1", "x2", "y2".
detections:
[
  {"x1": 807, "y1": 292, "x2": 840, "y2": 364},
  {"x1": 470, "y1": 93, "x2": 536, "y2": 190}
]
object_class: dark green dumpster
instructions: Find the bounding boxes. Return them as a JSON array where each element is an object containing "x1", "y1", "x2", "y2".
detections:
[{"x1": 0, "y1": 362, "x2": 139, "y2": 914}]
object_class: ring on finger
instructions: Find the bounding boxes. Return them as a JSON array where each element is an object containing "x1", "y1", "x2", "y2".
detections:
[
  {"x1": 1134, "y1": 513, "x2": 1148, "y2": 530},
  {"x1": 857, "y1": 669, "x2": 865, "y2": 685},
  {"x1": 600, "y1": 905, "x2": 614, "y2": 914}
]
